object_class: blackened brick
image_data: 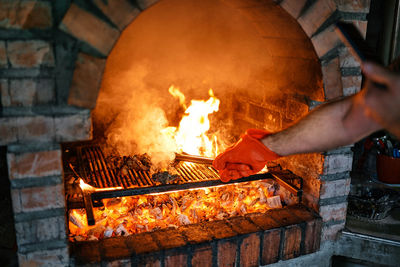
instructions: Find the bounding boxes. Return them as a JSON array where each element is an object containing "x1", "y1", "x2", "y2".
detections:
[
  {"x1": 246, "y1": 212, "x2": 280, "y2": 230},
  {"x1": 125, "y1": 233, "x2": 159, "y2": 255},
  {"x1": 269, "y1": 209, "x2": 303, "y2": 227},
  {"x1": 179, "y1": 224, "x2": 213, "y2": 244},
  {"x1": 227, "y1": 217, "x2": 261, "y2": 235},
  {"x1": 202, "y1": 220, "x2": 237, "y2": 239},
  {"x1": 101, "y1": 236, "x2": 131, "y2": 261},
  {"x1": 72, "y1": 241, "x2": 101, "y2": 263},
  {"x1": 151, "y1": 228, "x2": 187, "y2": 250}
]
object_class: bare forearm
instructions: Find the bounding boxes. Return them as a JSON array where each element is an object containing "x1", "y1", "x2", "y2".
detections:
[{"x1": 262, "y1": 94, "x2": 381, "y2": 156}]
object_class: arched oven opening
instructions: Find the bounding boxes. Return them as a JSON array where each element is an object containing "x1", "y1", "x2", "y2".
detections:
[{"x1": 64, "y1": 0, "x2": 325, "y2": 264}]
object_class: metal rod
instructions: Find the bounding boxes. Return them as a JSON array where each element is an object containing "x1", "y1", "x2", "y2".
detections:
[
  {"x1": 82, "y1": 189, "x2": 96, "y2": 225},
  {"x1": 91, "y1": 173, "x2": 275, "y2": 200},
  {"x1": 175, "y1": 154, "x2": 214, "y2": 165},
  {"x1": 270, "y1": 173, "x2": 302, "y2": 197}
]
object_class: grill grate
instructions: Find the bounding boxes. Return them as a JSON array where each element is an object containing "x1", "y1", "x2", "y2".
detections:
[
  {"x1": 78, "y1": 146, "x2": 220, "y2": 191},
  {"x1": 72, "y1": 144, "x2": 303, "y2": 225}
]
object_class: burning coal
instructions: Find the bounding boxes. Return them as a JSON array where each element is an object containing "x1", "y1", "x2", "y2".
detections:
[{"x1": 69, "y1": 179, "x2": 297, "y2": 241}]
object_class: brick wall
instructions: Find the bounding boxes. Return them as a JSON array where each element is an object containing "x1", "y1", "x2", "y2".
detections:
[{"x1": 0, "y1": 0, "x2": 370, "y2": 265}]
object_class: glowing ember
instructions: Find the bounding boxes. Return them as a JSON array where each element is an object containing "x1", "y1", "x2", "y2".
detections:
[
  {"x1": 69, "y1": 179, "x2": 297, "y2": 241},
  {"x1": 162, "y1": 86, "x2": 220, "y2": 158}
]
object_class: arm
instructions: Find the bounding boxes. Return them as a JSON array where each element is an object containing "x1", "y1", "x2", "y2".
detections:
[
  {"x1": 263, "y1": 92, "x2": 381, "y2": 156},
  {"x1": 214, "y1": 61, "x2": 399, "y2": 182}
]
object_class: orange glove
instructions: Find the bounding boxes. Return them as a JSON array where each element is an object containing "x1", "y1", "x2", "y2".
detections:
[{"x1": 213, "y1": 129, "x2": 280, "y2": 182}]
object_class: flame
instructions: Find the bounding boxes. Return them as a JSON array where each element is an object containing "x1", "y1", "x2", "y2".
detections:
[
  {"x1": 79, "y1": 179, "x2": 95, "y2": 191},
  {"x1": 163, "y1": 86, "x2": 220, "y2": 157}
]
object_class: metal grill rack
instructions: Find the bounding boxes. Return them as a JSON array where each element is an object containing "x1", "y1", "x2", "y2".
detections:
[{"x1": 73, "y1": 145, "x2": 303, "y2": 225}]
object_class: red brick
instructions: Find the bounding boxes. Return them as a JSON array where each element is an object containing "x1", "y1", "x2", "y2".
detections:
[
  {"x1": 282, "y1": 225, "x2": 302, "y2": 260},
  {"x1": 339, "y1": 47, "x2": 360, "y2": 68},
  {"x1": 4, "y1": 79, "x2": 55, "y2": 107},
  {"x1": 20, "y1": 184, "x2": 64, "y2": 212},
  {"x1": 268, "y1": 209, "x2": 303, "y2": 227},
  {"x1": 54, "y1": 113, "x2": 92, "y2": 142},
  {"x1": 246, "y1": 212, "x2": 281, "y2": 230},
  {"x1": 125, "y1": 233, "x2": 159, "y2": 255},
  {"x1": 263, "y1": 108, "x2": 282, "y2": 132},
  {"x1": 323, "y1": 153, "x2": 353, "y2": 175},
  {"x1": 191, "y1": 244, "x2": 212, "y2": 267},
  {"x1": 304, "y1": 219, "x2": 322, "y2": 254},
  {"x1": 248, "y1": 103, "x2": 265, "y2": 123},
  {"x1": 68, "y1": 53, "x2": 106, "y2": 109},
  {"x1": 10, "y1": 189, "x2": 22, "y2": 213},
  {"x1": 7, "y1": 40, "x2": 54, "y2": 68},
  {"x1": 240, "y1": 233, "x2": 260, "y2": 267},
  {"x1": 101, "y1": 237, "x2": 131, "y2": 261},
  {"x1": 59, "y1": 4, "x2": 119, "y2": 56},
  {"x1": 227, "y1": 217, "x2": 261, "y2": 235},
  {"x1": 320, "y1": 178, "x2": 351, "y2": 199},
  {"x1": 287, "y1": 204, "x2": 319, "y2": 222},
  {"x1": 319, "y1": 202, "x2": 348, "y2": 222},
  {"x1": 286, "y1": 98, "x2": 309, "y2": 121},
  {"x1": 0, "y1": 41, "x2": 6, "y2": 67},
  {"x1": 93, "y1": 0, "x2": 140, "y2": 31},
  {"x1": 298, "y1": 0, "x2": 336, "y2": 37},
  {"x1": 7, "y1": 150, "x2": 62, "y2": 179},
  {"x1": 322, "y1": 57, "x2": 343, "y2": 100},
  {"x1": 311, "y1": 25, "x2": 342, "y2": 58},
  {"x1": 0, "y1": 117, "x2": 17, "y2": 145},
  {"x1": 261, "y1": 228, "x2": 281, "y2": 265},
  {"x1": 280, "y1": 0, "x2": 307, "y2": 19},
  {"x1": 335, "y1": 0, "x2": 371, "y2": 12},
  {"x1": 342, "y1": 75, "x2": 362, "y2": 96},
  {"x1": 179, "y1": 224, "x2": 213, "y2": 244},
  {"x1": 321, "y1": 221, "x2": 345, "y2": 241},
  {"x1": 0, "y1": 1, "x2": 52, "y2": 29},
  {"x1": 18, "y1": 248, "x2": 69, "y2": 266},
  {"x1": 217, "y1": 239, "x2": 237, "y2": 267},
  {"x1": 164, "y1": 250, "x2": 187, "y2": 267},
  {"x1": 151, "y1": 228, "x2": 187, "y2": 250},
  {"x1": 202, "y1": 220, "x2": 237, "y2": 239},
  {"x1": 15, "y1": 116, "x2": 56, "y2": 143},
  {"x1": 15, "y1": 216, "x2": 66, "y2": 245}
]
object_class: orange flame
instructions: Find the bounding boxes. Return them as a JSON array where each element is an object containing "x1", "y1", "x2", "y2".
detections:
[{"x1": 162, "y1": 86, "x2": 220, "y2": 157}]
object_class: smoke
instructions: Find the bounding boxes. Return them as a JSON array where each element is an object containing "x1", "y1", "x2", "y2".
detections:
[{"x1": 93, "y1": 0, "x2": 283, "y2": 166}]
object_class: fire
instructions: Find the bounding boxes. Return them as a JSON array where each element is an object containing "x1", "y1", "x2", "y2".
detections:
[
  {"x1": 79, "y1": 179, "x2": 95, "y2": 191},
  {"x1": 162, "y1": 86, "x2": 220, "y2": 158},
  {"x1": 69, "y1": 179, "x2": 297, "y2": 241}
]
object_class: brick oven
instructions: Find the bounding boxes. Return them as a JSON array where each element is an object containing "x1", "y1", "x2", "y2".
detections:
[{"x1": 0, "y1": 0, "x2": 370, "y2": 266}]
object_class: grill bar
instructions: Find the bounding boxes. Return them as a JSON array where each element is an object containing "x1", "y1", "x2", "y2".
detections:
[{"x1": 75, "y1": 145, "x2": 302, "y2": 204}]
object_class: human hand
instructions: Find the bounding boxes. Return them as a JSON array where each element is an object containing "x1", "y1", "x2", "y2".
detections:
[
  {"x1": 213, "y1": 129, "x2": 280, "y2": 182},
  {"x1": 362, "y1": 62, "x2": 400, "y2": 138}
]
